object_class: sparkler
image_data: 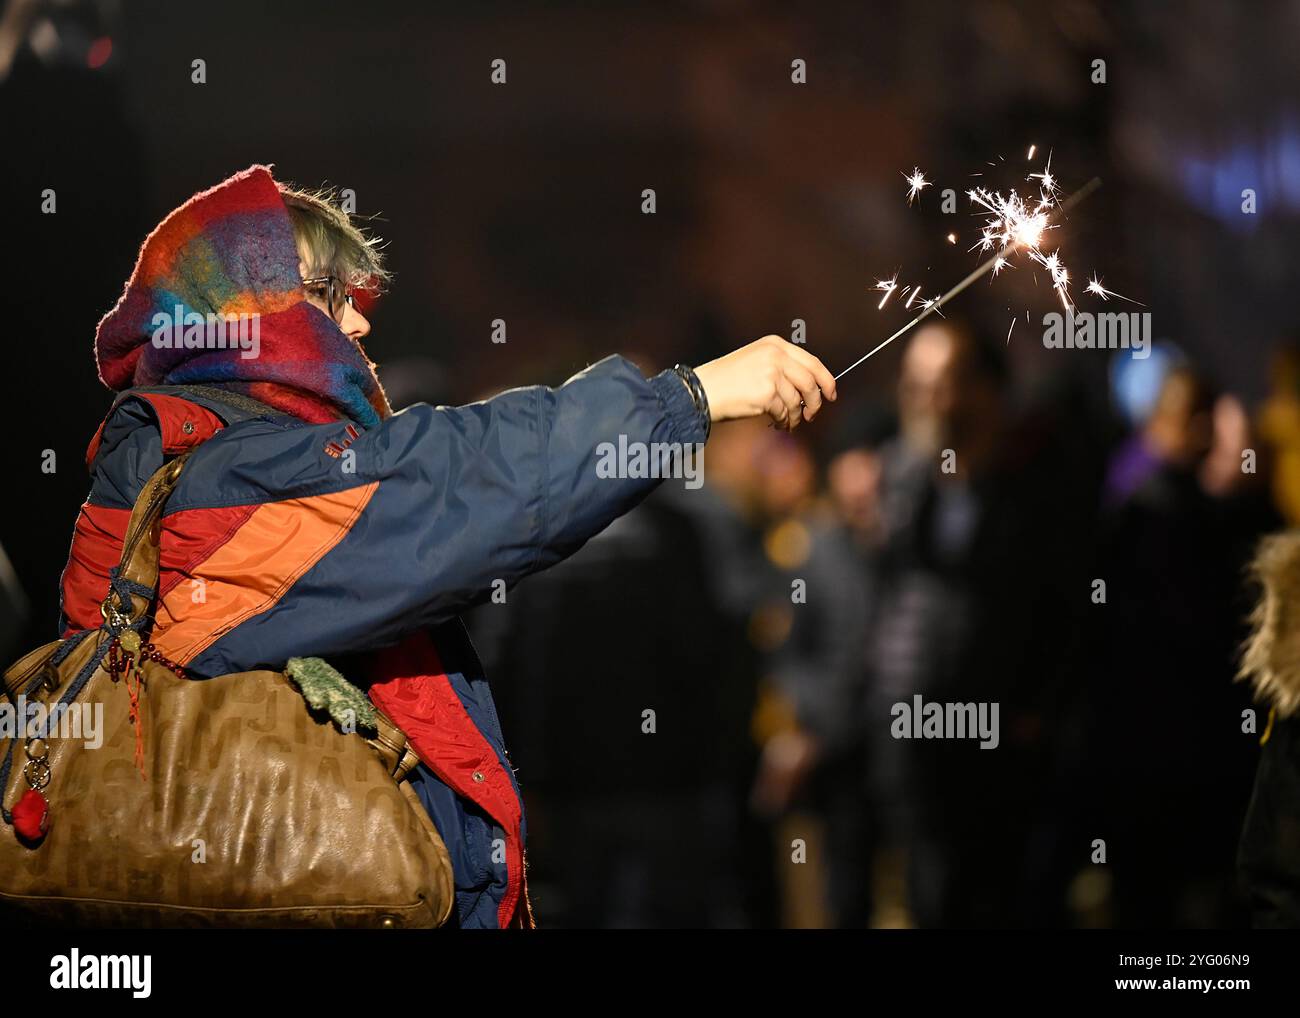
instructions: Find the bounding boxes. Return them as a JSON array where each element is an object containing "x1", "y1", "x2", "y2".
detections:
[
  {"x1": 904, "y1": 167, "x2": 931, "y2": 204},
  {"x1": 836, "y1": 174, "x2": 1102, "y2": 383}
]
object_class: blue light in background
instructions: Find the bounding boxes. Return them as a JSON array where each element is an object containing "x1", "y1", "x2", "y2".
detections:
[{"x1": 1178, "y1": 115, "x2": 1300, "y2": 229}]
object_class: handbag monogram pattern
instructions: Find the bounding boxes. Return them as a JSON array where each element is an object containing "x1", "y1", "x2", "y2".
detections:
[{"x1": 0, "y1": 454, "x2": 454, "y2": 927}]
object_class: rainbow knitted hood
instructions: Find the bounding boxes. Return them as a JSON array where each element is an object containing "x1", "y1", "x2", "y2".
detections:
[{"x1": 94, "y1": 164, "x2": 391, "y2": 427}]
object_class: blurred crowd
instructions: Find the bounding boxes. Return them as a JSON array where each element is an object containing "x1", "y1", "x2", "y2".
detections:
[{"x1": 467, "y1": 318, "x2": 1292, "y2": 928}]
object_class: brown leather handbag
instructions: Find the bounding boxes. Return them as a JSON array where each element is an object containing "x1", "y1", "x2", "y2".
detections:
[{"x1": 0, "y1": 453, "x2": 454, "y2": 927}]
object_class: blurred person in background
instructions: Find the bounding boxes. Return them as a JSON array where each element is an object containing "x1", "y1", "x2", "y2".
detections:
[
  {"x1": 748, "y1": 407, "x2": 893, "y2": 927},
  {"x1": 679, "y1": 414, "x2": 795, "y2": 927},
  {"x1": 1103, "y1": 346, "x2": 1185, "y2": 509},
  {"x1": 867, "y1": 319, "x2": 1077, "y2": 927},
  {"x1": 1257, "y1": 338, "x2": 1300, "y2": 525},
  {"x1": 1093, "y1": 364, "x2": 1277, "y2": 926}
]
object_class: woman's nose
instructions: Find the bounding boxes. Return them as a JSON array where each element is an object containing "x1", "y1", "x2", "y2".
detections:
[{"x1": 343, "y1": 304, "x2": 371, "y2": 340}]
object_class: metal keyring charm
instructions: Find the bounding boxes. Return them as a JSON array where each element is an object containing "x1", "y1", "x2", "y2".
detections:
[{"x1": 24, "y1": 759, "x2": 51, "y2": 791}]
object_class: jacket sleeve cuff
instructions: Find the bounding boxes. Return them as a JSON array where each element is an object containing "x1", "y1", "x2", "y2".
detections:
[{"x1": 649, "y1": 367, "x2": 710, "y2": 446}]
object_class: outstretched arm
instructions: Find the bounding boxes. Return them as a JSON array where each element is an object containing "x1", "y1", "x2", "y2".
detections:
[{"x1": 165, "y1": 338, "x2": 834, "y2": 675}]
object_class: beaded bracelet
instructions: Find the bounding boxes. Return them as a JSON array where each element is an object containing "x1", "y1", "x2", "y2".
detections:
[{"x1": 671, "y1": 364, "x2": 711, "y2": 441}]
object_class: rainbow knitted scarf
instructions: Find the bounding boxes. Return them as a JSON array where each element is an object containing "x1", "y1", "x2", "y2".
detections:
[{"x1": 94, "y1": 165, "x2": 392, "y2": 428}]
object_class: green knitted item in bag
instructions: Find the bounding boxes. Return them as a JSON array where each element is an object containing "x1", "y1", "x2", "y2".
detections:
[{"x1": 285, "y1": 657, "x2": 378, "y2": 734}]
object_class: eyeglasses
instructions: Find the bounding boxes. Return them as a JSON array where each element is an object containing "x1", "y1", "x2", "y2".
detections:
[{"x1": 302, "y1": 275, "x2": 357, "y2": 324}]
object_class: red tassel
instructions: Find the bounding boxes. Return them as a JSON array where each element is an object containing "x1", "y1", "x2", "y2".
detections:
[{"x1": 12, "y1": 788, "x2": 48, "y2": 842}]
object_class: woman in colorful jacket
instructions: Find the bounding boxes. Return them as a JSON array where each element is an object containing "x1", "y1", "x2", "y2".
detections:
[{"x1": 63, "y1": 165, "x2": 836, "y2": 928}]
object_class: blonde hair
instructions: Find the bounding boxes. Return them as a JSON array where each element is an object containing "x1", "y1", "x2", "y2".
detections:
[{"x1": 278, "y1": 184, "x2": 391, "y2": 293}]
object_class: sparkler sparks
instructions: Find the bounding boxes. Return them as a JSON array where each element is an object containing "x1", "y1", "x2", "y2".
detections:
[
  {"x1": 904, "y1": 167, "x2": 931, "y2": 204},
  {"x1": 836, "y1": 171, "x2": 1106, "y2": 384},
  {"x1": 953, "y1": 155, "x2": 1078, "y2": 308},
  {"x1": 1027, "y1": 169, "x2": 1059, "y2": 201},
  {"x1": 1028, "y1": 247, "x2": 1073, "y2": 310},
  {"x1": 874, "y1": 274, "x2": 900, "y2": 309},
  {"x1": 968, "y1": 184, "x2": 1054, "y2": 254},
  {"x1": 1084, "y1": 273, "x2": 1143, "y2": 304}
]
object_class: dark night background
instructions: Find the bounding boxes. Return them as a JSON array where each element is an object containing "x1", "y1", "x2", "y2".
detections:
[{"x1": 3, "y1": 0, "x2": 1299, "y2": 927}]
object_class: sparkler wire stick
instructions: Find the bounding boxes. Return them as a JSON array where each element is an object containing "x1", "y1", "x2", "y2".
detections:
[{"x1": 833, "y1": 175, "x2": 1102, "y2": 383}]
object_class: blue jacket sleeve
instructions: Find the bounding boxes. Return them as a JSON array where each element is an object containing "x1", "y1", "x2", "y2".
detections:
[{"x1": 184, "y1": 355, "x2": 710, "y2": 674}]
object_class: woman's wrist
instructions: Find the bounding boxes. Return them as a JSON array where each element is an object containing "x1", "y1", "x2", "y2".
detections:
[{"x1": 670, "y1": 363, "x2": 712, "y2": 440}]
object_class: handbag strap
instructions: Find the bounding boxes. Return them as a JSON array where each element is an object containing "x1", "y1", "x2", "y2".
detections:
[
  {"x1": 100, "y1": 453, "x2": 192, "y2": 633},
  {"x1": 2, "y1": 453, "x2": 190, "y2": 704},
  {"x1": 104, "y1": 453, "x2": 424, "y2": 781}
]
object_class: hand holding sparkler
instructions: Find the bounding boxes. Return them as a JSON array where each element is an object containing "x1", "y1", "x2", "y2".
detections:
[{"x1": 693, "y1": 335, "x2": 838, "y2": 432}]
